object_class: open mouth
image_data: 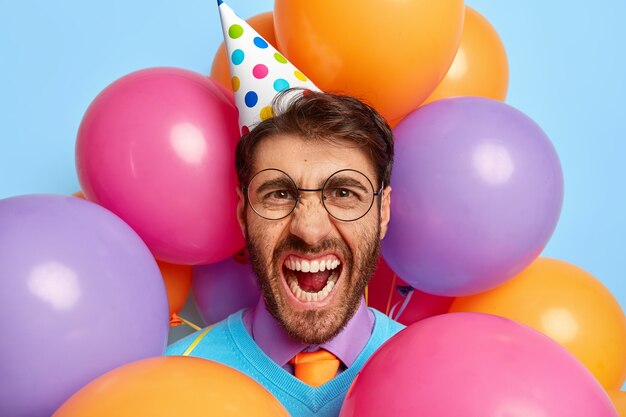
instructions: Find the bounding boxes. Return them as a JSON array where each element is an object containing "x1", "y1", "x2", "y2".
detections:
[{"x1": 282, "y1": 254, "x2": 342, "y2": 303}]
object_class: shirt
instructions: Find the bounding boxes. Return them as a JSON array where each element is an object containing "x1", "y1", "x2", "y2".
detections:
[{"x1": 242, "y1": 296, "x2": 375, "y2": 369}]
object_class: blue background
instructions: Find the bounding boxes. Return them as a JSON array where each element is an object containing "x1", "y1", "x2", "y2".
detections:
[{"x1": 1, "y1": 0, "x2": 625, "y2": 322}]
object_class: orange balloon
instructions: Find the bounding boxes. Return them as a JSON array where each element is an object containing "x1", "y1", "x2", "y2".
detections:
[
  {"x1": 157, "y1": 260, "x2": 192, "y2": 325},
  {"x1": 609, "y1": 390, "x2": 626, "y2": 416},
  {"x1": 387, "y1": 117, "x2": 403, "y2": 129},
  {"x1": 450, "y1": 257, "x2": 626, "y2": 390},
  {"x1": 211, "y1": 11, "x2": 277, "y2": 91},
  {"x1": 274, "y1": 0, "x2": 464, "y2": 122},
  {"x1": 53, "y1": 356, "x2": 290, "y2": 417},
  {"x1": 422, "y1": 6, "x2": 509, "y2": 105},
  {"x1": 72, "y1": 191, "x2": 85, "y2": 199}
]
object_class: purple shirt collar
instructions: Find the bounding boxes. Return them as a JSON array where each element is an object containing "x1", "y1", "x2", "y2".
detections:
[{"x1": 243, "y1": 296, "x2": 374, "y2": 368}]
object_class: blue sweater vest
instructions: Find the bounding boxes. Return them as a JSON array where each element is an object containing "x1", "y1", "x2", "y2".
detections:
[{"x1": 166, "y1": 308, "x2": 404, "y2": 417}]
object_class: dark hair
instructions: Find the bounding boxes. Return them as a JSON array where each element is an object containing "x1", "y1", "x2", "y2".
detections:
[{"x1": 235, "y1": 89, "x2": 394, "y2": 188}]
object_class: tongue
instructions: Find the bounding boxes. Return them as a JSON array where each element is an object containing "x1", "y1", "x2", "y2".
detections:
[{"x1": 296, "y1": 270, "x2": 331, "y2": 293}]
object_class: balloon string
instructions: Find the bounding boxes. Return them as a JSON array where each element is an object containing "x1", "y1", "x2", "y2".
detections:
[
  {"x1": 178, "y1": 315, "x2": 202, "y2": 331},
  {"x1": 365, "y1": 285, "x2": 369, "y2": 306},
  {"x1": 385, "y1": 274, "x2": 397, "y2": 316},
  {"x1": 393, "y1": 288, "x2": 415, "y2": 321},
  {"x1": 389, "y1": 300, "x2": 400, "y2": 319}
]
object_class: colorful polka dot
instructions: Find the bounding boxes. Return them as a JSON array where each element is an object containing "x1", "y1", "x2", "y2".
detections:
[
  {"x1": 253, "y1": 37, "x2": 268, "y2": 49},
  {"x1": 241, "y1": 125, "x2": 250, "y2": 135},
  {"x1": 294, "y1": 70, "x2": 307, "y2": 82},
  {"x1": 274, "y1": 52, "x2": 288, "y2": 64},
  {"x1": 228, "y1": 24, "x2": 244, "y2": 39},
  {"x1": 231, "y1": 76, "x2": 240, "y2": 92},
  {"x1": 231, "y1": 49, "x2": 245, "y2": 65},
  {"x1": 252, "y1": 64, "x2": 269, "y2": 79},
  {"x1": 245, "y1": 91, "x2": 259, "y2": 108},
  {"x1": 260, "y1": 106, "x2": 273, "y2": 120},
  {"x1": 273, "y1": 78, "x2": 289, "y2": 92}
]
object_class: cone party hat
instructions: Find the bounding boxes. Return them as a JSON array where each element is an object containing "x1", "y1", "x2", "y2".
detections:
[{"x1": 217, "y1": 0, "x2": 321, "y2": 135}]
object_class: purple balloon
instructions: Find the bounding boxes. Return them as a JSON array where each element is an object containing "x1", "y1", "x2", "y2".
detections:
[
  {"x1": 0, "y1": 195, "x2": 169, "y2": 417},
  {"x1": 382, "y1": 97, "x2": 563, "y2": 296},
  {"x1": 192, "y1": 255, "x2": 261, "y2": 325}
]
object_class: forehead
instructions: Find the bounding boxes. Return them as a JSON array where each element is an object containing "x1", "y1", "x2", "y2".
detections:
[{"x1": 251, "y1": 134, "x2": 376, "y2": 184}]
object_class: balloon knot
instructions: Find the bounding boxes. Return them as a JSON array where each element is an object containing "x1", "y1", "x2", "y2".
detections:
[
  {"x1": 170, "y1": 313, "x2": 183, "y2": 327},
  {"x1": 232, "y1": 247, "x2": 248, "y2": 264}
]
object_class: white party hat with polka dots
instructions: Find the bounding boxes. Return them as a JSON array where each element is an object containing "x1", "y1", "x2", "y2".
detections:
[{"x1": 217, "y1": 0, "x2": 321, "y2": 135}]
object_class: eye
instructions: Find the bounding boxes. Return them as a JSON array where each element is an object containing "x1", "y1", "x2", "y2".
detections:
[
  {"x1": 330, "y1": 188, "x2": 354, "y2": 199},
  {"x1": 261, "y1": 188, "x2": 298, "y2": 204},
  {"x1": 267, "y1": 189, "x2": 296, "y2": 200}
]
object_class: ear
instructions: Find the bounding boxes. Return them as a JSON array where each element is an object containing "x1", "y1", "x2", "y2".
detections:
[
  {"x1": 236, "y1": 186, "x2": 247, "y2": 237},
  {"x1": 379, "y1": 186, "x2": 392, "y2": 239}
]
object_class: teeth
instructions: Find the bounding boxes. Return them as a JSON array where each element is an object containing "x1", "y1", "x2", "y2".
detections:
[
  {"x1": 286, "y1": 271, "x2": 339, "y2": 303},
  {"x1": 284, "y1": 256, "x2": 341, "y2": 272},
  {"x1": 283, "y1": 255, "x2": 342, "y2": 303}
]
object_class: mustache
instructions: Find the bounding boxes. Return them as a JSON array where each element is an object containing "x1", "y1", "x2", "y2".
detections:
[{"x1": 271, "y1": 235, "x2": 352, "y2": 264}]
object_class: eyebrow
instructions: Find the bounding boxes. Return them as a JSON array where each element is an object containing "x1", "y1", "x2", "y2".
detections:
[
  {"x1": 324, "y1": 175, "x2": 369, "y2": 193},
  {"x1": 254, "y1": 177, "x2": 296, "y2": 194}
]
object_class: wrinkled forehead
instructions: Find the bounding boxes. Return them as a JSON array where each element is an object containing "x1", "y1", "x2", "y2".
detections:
[{"x1": 249, "y1": 134, "x2": 377, "y2": 187}]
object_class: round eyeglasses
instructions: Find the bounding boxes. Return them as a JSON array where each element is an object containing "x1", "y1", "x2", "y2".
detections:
[{"x1": 243, "y1": 168, "x2": 383, "y2": 222}]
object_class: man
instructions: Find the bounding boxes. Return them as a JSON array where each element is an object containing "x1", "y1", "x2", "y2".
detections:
[{"x1": 167, "y1": 89, "x2": 403, "y2": 416}]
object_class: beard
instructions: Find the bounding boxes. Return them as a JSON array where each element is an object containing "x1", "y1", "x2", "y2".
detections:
[{"x1": 245, "y1": 224, "x2": 381, "y2": 345}]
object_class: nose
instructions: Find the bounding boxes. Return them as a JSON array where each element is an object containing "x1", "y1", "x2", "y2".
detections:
[{"x1": 289, "y1": 194, "x2": 333, "y2": 246}]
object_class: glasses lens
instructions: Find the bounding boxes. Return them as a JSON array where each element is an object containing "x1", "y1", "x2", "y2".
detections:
[
  {"x1": 323, "y1": 170, "x2": 375, "y2": 221},
  {"x1": 247, "y1": 169, "x2": 298, "y2": 220}
]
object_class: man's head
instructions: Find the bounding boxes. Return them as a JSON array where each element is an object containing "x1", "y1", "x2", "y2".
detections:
[{"x1": 235, "y1": 90, "x2": 394, "y2": 344}]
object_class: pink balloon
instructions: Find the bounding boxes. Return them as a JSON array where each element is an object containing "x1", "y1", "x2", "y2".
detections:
[
  {"x1": 389, "y1": 287, "x2": 454, "y2": 326},
  {"x1": 192, "y1": 252, "x2": 261, "y2": 325},
  {"x1": 76, "y1": 68, "x2": 244, "y2": 264},
  {"x1": 366, "y1": 257, "x2": 404, "y2": 314},
  {"x1": 367, "y1": 257, "x2": 453, "y2": 325},
  {"x1": 341, "y1": 313, "x2": 617, "y2": 417}
]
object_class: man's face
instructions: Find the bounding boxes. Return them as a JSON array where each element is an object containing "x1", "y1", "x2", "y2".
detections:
[{"x1": 237, "y1": 134, "x2": 391, "y2": 344}]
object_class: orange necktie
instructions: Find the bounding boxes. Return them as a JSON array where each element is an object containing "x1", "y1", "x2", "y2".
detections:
[{"x1": 289, "y1": 349, "x2": 341, "y2": 387}]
